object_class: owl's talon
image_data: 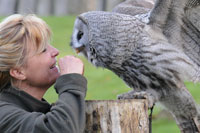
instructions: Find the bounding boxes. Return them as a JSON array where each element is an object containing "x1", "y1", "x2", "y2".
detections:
[{"x1": 117, "y1": 90, "x2": 157, "y2": 109}]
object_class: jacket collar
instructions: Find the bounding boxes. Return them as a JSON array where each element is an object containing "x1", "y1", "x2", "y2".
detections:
[{"x1": 0, "y1": 86, "x2": 51, "y2": 113}]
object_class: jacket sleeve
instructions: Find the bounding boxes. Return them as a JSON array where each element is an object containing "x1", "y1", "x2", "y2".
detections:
[{"x1": 0, "y1": 74, "x2": 87, "y2": 133}]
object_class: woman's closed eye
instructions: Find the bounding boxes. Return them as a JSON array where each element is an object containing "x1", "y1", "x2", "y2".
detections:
[{"x1": 42, "y1": 48, "x2": 47, "y2": 53}]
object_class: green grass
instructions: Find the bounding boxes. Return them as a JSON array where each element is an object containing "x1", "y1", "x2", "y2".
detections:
[
  {"x1": 152, "y1": 119, "x2": 180, "y2": 133},
  {"x1": 1, "y1": 15, "x2": 199, "y2": 133}
]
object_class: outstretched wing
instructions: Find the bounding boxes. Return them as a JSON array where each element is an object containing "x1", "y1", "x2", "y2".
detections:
[
  {"x1": 148, "y1": 0, "x2": 200, "y2": 66},
  {"x1": 112, "y1": 0, "x2": 154, "y2": 16}
]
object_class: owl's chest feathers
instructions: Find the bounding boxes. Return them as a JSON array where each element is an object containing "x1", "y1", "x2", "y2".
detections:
[{"x1": 110, "y1": 42, "x2": 186, "y2": 93}]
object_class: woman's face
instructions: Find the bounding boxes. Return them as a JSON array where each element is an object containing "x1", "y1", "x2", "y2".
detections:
[{"x1": 22, "y1": 44, "x2": 60, "y2": 89}]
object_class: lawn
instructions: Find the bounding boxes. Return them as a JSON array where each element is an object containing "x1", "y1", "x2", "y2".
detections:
[{"x1": 1, "y1": 15, "x2": 199, "y2": 133}]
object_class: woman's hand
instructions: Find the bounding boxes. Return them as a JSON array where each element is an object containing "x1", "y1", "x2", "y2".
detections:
[{"x1": 58, "y1": 56, "x2": 84, "y2": 75}]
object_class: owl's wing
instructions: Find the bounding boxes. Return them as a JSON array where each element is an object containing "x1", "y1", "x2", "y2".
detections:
[
  {"x1": 112, "y1": 0, "x2": 154, "y2": 16},
  {"x1": 148, "y1": 0, "x2": 200, "y2": 66}
]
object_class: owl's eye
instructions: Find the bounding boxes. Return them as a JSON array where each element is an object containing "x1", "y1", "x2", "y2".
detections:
[{"x1": 77, "y1": 31, "x2": 84, "y2": 41}]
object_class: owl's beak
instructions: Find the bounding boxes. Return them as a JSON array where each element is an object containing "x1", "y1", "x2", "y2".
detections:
[
  {"x1": 75, "y1": 49, "x2": 80, "y2": 54},
  {"x1": 75, "y1": 45, "x2": 85, "y2": 53}
]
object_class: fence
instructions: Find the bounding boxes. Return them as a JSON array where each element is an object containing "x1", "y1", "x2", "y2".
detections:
[{"x1": 0, "y1": 0, "x2": 124, "y2": 16}]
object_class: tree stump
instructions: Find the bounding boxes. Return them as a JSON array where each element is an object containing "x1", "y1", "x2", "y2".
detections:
[{"x1": 85, "y1": 99, "x2": 149, "y2": 133}]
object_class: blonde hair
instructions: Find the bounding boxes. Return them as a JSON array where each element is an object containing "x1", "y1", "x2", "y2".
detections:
[{"x1": 0, "y1": 14, "x2": 51, "y2": 90}]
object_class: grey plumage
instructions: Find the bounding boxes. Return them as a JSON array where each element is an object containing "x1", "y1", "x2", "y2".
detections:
[
  {"x1": 71, "y1": 0, "x2": 200, "y2": 132},
  {"x1": 112, "y1": 0, "x2": 154, "y2": 16}
]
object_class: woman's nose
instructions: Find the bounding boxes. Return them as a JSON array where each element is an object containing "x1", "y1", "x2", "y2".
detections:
[{"x1": 51, "y1": 47, "x2": 59, "y2": 57}]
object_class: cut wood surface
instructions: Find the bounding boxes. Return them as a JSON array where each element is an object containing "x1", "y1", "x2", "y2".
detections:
[{"x1": 85, "y1": 99, "x2": 149, "y2": 133}]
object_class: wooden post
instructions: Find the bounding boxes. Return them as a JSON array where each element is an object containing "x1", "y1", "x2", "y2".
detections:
[
  {"x1": 18, "y1": 0, "x2": 37, "y2": 14},
  {"x1": 37, "y1": 0, "x2": 52, "y2": 16},
  {"x1": 97, "y1": 0, "x2": 107, "y2": 11},
  {"x1": 85, "y1": 99, "x2": 149, "y2": 133},
  {"x1": 0, "y1": 0, "x2": 17, "y2": 15},
  {"x1": 53, "y1": 0, "x2": 68, "y2": 16}
]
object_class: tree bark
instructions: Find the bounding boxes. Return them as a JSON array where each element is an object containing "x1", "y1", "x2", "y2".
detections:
[{"x1": 85, "y1": 99, "x2": 149, "y2": 133}]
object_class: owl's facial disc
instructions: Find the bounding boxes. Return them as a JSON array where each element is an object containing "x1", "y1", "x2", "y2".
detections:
[
  {"x1": 71, "y1": 17, "x2": 90, "y2": 57},
  {"x1": 74, "y1": 30, "x2": 85, "y2": 53}
]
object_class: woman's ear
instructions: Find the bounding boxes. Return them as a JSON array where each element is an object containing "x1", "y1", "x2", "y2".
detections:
[{"x1": 9, "y1": 67, "x2": 26, "y2": 80}]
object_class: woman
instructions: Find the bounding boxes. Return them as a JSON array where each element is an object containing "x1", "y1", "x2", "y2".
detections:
[{"x1": 0, "y1": 14, "x2": 87, "y2": 133}]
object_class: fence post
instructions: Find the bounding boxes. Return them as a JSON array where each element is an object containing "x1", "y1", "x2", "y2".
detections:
[
  {"x1": 85, "y1": 99, "x2": 149, "y2": 133},
  {"x1": 97, "y1": 0, "x2": 107, "y2": 11},
  {"x1": 0, "y1": 0, "x2": 17, "y2": 15},
  {"x1": 37, "y1": 0, "x2": 52, "y2": 16},
  {"x1": 53, "y1": 0, "x2": 68, "y2": 16},
  {"x1": 17, "y1": 0, "x2": 37, "y2": 14}
]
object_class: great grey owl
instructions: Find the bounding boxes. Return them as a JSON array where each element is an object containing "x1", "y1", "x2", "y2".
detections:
[{"x1": 70, "y1": 0, "x2": 200, "y2": 132}]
